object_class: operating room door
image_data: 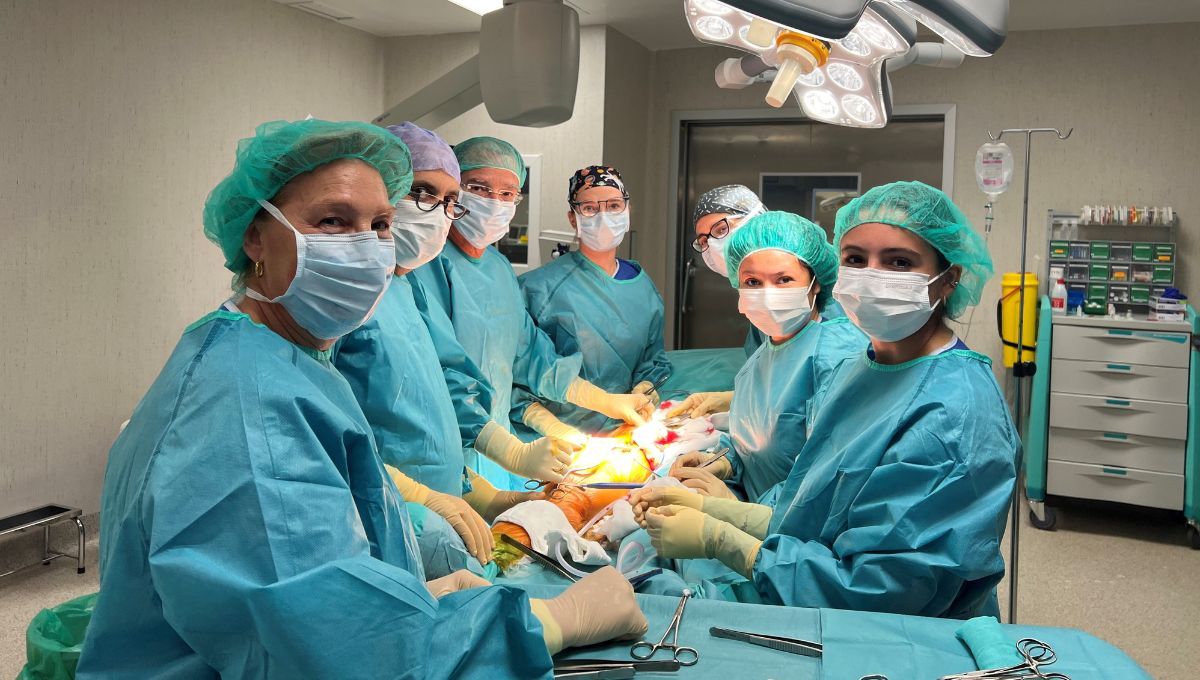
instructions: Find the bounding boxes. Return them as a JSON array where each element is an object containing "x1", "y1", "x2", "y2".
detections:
[{"x1": 675, "y1": 117, "x2": 946, "y2": 349}]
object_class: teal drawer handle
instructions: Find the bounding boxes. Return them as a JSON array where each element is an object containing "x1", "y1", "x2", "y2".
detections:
[
  {"x1": 1102, "y1": 432, "x2": 1129, "y2": 441},
  {"x1": 1106, "y1": 329, "x2": 1133, "y2": 336},
  {"x1": 1101, "y1": 467, "x2": 1128, "y2": 476},
  {"x1": 1104, "y1": 399, "x2": 1131, "y2": 407},
  {"x1": 1105, "y1": 363, "x2": 1132, "y2": 371},
  {"x1": 1150, "y1": 333, "x2": 1187, "y2": 344}
]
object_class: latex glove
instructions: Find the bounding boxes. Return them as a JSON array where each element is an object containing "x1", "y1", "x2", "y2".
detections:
[
  {"x1": 388, "y1": 466, "x2": 493, "y2": 564},
  {"x1": 697, "y1": 496, "x2": 773, "y2": 540},
  {"x1": 464, "y1": 468, "x2": 546, "y2": 523},
  {"x1": 628, "y1": 486, "x2": 703, "y2": 526},
  {"x1": 672, "y1": 466, "x2": 737, "y2": 499},
  {"x1": 566, "y1": 378, "x2": 653, "y2": 426},
  {"x1": 426, "y1": 570, "x2": 491, "y2": 598},
  {"x1": 644, "y1": 505, "x2": 762, "y2": 578},
  {"x1": 665, "y1": 391, "x2": 733, "y2": 419},
  {"x1": 631, "y1": 380, "x2": 661, "y2": 407},
  {"x1": 522, "y1": 402, "x2": 589, "y2": 448},
  {"x1": 670, "y1": 451, "x2": 733, "y2": 480},
  {"x1": 475, "y1": 420, "x2": 575, "y2": 482},
  {"x1": 529, "y1": 566, "x2": 649, "y2": 655}
]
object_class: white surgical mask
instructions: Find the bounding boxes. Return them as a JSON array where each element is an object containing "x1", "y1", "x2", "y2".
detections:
[
  {"x1": 455, "y1": 192, "x2": 517, "y2": 248},
  {"x1": 738, "y1": 285, "x2": 813, "y2": 337},
  {"x1": 391, "y1": 199, "x2": 450, "y2": 270},
  {"x1": 702, "y1": 237, "x2": 730, "y2": 277},
  {"x1": 244, "y1": 200, "x2": 394, "y2": 340},
  {"x1": 833, "y1": 266, "x2": 947, "y2": 342},
  {"x1": 577, "y1": 210, "x2": 630, "y2": 251}
]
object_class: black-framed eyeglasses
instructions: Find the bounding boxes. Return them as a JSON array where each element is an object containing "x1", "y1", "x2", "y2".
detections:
[
  {"x1": 691, "y1": 218, "x2": 731, "y2": 253},
  {"x1": 570, "y1": 195, "x2": 630, "y2": 218},
  {"x1": 462, "y1": 182, "x2": 525, "y2": 205},
  {"x1": 410, "y1": 189, "x2": 469, "y2": 220}
]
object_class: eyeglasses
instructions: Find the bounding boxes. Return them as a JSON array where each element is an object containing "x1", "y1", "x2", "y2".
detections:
[
  {"x1": 691, "y1": 218, "x2": 731, "y2": 253},
  {"x1": 410, "y1": 190, "x2": 469, "y2": 220},
  {"x1": 462, "y1": 183, "x2": 524, "y2": 205},
  {"x1": 571, "y1": 196, "x2": 630, "y2": 218}
]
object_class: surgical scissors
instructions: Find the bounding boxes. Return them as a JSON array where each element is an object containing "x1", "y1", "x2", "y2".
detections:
[
  {"x1": 938, "y1": 638, "x2": 1070, "y2": 680},
  {"x1": 630, "y1": 589, "x2": 699, "y2": 666}
]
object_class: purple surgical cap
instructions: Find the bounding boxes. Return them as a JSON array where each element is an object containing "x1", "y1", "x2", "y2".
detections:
[{"x1": 386, "y1": 122, "x2": 460, "y2": 183}]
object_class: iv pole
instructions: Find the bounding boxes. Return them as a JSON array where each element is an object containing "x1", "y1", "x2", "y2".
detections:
[{"x1": 986, "y1": 127, "x2": 1072, "y2": 624}]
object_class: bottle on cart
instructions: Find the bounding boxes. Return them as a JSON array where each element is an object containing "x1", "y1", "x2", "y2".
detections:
[{"x1": 1050, "y1": 278, "x2": 1068, "y2": 315}]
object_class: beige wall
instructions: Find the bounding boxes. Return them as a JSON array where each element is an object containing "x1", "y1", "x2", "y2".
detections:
[
  {"x1": 637, "y1": 23, "x2": 1200, "y2": 358},
  {"x1": 383, "y1": 27, "x2": 608, "y2": 249},
  {"x1": 0, "y1": 0, "x2": 384, "y2": 517},
  {"x1": 601, "y1": 29, "x2": 655, "y2": 261}
]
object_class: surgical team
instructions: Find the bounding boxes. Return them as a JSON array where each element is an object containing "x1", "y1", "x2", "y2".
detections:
[{"x1": 76, "y1": 118, "x2": 1017, "y2": 677}]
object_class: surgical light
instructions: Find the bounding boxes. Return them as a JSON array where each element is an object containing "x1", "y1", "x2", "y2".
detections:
[
  {"x1": 841, "y1": 94, "x2": 878, "y2": 124},
  {"x1": 689, "y1": 0, "x2": 1008, "y2": 128},
  {"x1": 695, "y1": 15, "x2": 735, "y2": 40},
  {"x1": 826, "y1": 62, "x2": 864, "y2": 91},
  {"x1": 684, "y1": 0, "x2": 908, "y2": 128}
]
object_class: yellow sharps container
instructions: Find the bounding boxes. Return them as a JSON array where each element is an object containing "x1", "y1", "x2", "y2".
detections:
[{"x1": 999, "y1": 272, "x2": 1039, "y2": 367}]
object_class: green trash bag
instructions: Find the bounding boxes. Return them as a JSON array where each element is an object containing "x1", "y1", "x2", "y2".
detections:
[{"x1": 16, "y1": 592, "x2": 97, "y2": 680}]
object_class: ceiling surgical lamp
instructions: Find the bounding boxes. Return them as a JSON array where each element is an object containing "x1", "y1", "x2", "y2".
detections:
[{"x1": 688, "y1": 0, "x2": 1008, "y2": 128}]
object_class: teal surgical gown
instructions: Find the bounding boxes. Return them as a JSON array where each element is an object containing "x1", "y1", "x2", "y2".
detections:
[
  {"x1": 412, "y1": 244, "x2": 583, "y2": 490},
  {"x1": 726, "y1": 317, "x2": 867, "y2": 501},
  {"x1": 514, "y1": 251, "x2": 671, "y2": 435},
  {"x1": 77, "y1": 310, "x2": 552, "y2": 679},
  {"x1": 754, "y1": 348, "x2": 1018, "y2": 618},
  {"x1": 332, "y1": 275, "x2": 492, "y2": 496}
]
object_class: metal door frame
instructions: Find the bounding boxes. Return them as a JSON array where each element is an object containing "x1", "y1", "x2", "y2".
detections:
[{"x1": 666, "y1": 104, "x2": 957, "y2": 348}]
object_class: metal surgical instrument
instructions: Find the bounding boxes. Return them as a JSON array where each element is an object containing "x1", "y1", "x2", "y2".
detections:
[
  {"x1": 630, "y1": 589, "x2": 699, "y2": 666},
  {"x1": 708, "y1": 627, "x2": 823, "y2": 658}
]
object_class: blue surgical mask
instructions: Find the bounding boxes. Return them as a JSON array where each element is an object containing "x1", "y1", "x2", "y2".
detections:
[
  {"x1": 244, "y1": 200, "x2": 395, "y2": 340},
  {"x1": 577, "y1": 211, "x2": 630, "y2": 251},
  {"x1": 455, "y1": 192, "x2": 516, "y2": 248}
]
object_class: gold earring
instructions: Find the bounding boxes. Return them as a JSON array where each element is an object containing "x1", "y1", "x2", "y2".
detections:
[{"x1": 254, "y1": 261, "x2": 264, "y2": 278}]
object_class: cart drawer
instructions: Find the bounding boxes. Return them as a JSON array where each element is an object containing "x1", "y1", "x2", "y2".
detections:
[
  {"x1": 1050, "y1": 359, "x2": 1189, "y2": 403},
  {"x1": 1049, "y1": 393, "x2": 1187, "y2": 440},
  {"x1": 1050, "y1": 325, "x2": 1190, "y2": 368},
  {"x1": 1047, "y1": 460, "x2": 1183, "y2": 511},
  {"x1": 1048, "y1": 427, "x2": 1185, "y2": 474}
]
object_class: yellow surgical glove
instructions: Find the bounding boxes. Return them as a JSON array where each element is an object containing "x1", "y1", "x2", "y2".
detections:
[
  {"x1": 566, "y1": 378, "x2": 653, "y2": 426},
  {"x1": 388, "y1": 466, "x2": 494, "y2": 565},
  {"x1": 426, "y1": 570, "x2": 491, "y2": 597},
  {"x1": 522, "y1": 402, "x2": 589, "y2": 448},
  {"x1": 628, "y1": 486, "x2": 703, "y2": 526},
  {"x1": 528, "y1": 566, "x2": 649, "y2": 655},
  {"x1": 665, "y1": 391, "x2": 733, "y2": 418},
  {"x1": 670, "y1": 451, "x2": 733, "y2": 480},
  {"x1": 699, "y1": 496, "x2": 773, "y2": 540},
  {"x1": 644, "y1": 505, "x2": 762, "y2": 579},
  {"x1": 475, "y1": 420, "x2": 575, "y2": 482},
  {"x1": 631, "y1": 380, "x2": 661, "y2": 407},
  {"x1": 672, "y1": 466, "x2": 737, "y2": 499},
  {"x1": 463, "y1": 468, "x2": 545, "y2": 523}
]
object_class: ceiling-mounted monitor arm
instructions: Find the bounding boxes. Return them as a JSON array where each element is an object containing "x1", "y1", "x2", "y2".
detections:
[{"x1": 373, "y1": 54, "x2": 482, "y2": 130}]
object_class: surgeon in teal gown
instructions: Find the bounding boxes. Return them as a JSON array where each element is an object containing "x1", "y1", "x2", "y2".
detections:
[
  {"x1": 78, "y1": 119, "x2": 647, "y2": 679},
  {"x1": 332, "y1": 123, "x2": 539, "y2": 574},
  {"x1": 671, "y1": 212, "x2": 867, "y2": 503},
  {"x1": 631, "y1": 181, "x2": 1018, "y2": 619},
  {"x1": 413, "y1": 138, "x2": 655, "y2": 490},
  {"x1": 514, "y1": 165, "x2": 671, "y2": 441}
]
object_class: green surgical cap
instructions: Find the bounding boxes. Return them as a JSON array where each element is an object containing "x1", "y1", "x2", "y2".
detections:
[
  {"x1": 726, "y1": 211, "x2": 839, "y2": 311},
  {"x1": 454, "y1": 136, "x2": 527, "y2": 184},
  {"x1": 203, "y1": 119, "x2": 413, "y2": 273},
  {"x1": 834, "y1": 181, "x2": 993, "y2": 319}
]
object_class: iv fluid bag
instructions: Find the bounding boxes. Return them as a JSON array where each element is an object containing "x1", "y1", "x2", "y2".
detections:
[{"x1": 975, "y1": 142, "x2": 1013, "y2": 198}]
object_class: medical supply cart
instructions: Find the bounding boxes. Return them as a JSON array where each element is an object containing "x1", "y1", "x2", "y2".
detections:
[{"x1": 1024, "y1": 212, "x2": 1197, "y2": 548}]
